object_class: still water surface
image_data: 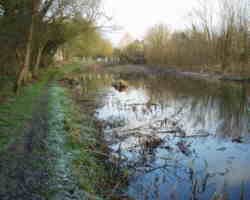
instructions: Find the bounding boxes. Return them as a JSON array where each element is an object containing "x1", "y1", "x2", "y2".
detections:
[{"x1": 83, "y1": 73, "x2": 250, "y2": 199}]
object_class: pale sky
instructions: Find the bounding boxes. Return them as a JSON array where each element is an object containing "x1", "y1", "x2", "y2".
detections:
[{"x1": 104, "y1": 0, "x2": 199, "y2": 45}]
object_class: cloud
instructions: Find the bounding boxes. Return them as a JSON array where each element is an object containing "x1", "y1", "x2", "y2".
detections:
[{"x1": 104, "y1": 0, "x2": 198, "y2": 44}]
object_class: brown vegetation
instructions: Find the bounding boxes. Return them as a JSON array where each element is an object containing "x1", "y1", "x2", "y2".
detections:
[
  {"x1": 124, "y1": 0, "x2": 250, "y2": 76},
  {"x1": 145, "y1": 0, "x2": 250, "y2": 73}
]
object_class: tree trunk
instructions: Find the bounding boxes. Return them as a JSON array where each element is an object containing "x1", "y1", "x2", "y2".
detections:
[
  {"x1": 15, "y1": 21, "x2": 34, "y2": 93},
  {"x1": 34, "y1": 46, "x2": 44, "y2": 77},
  {"x1": 14, "y1": 1, "x2": 39, "y2": 93},
  {"x1": 221, "y1": 31, "x2": 231, "y2": 71}
]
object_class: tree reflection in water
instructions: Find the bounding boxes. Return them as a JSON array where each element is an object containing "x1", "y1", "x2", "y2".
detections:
[{"x1": 81, "y1": 73, "x2": 250, "y2": 199}]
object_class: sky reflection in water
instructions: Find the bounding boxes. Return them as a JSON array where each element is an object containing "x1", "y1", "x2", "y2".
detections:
[{"x1": 94, "y1": 76, "x2": 250, "y2": 200}]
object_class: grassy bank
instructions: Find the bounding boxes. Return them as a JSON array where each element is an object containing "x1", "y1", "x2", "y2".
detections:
[
  {"x1": 0, "y1": 75, "x2": 50, "y2": 152},
  {"x1": 48, "y1": 84, "x2": 114, "y2": 199},
  {"x1": 0, "y1": 61, "x2": 124, "y2": 199}
]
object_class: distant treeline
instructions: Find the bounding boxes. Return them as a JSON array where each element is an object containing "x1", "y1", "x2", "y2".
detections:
[{"x1": 122, "y1": 0, "x2": 250, "y2": 74}]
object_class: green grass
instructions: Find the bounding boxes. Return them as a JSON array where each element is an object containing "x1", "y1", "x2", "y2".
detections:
[
  {"x1": 0, "y1": 84, "x2": 42, "y2": 151},
  {"x1": 0, "y1": 61, "x2": 118, "y2": 198},
  {"x1": 49, "y1": 61, "x2": 94, "y2": 79},
  {"x1": 47, "y1": 84, "x2": 111, "y2": 199},
  {"x1": 0, "y1": 70, "x2": 55, "y2": 152},
  {"x1": 0, "y1": 61, "x2": 88, "y2": 152}
]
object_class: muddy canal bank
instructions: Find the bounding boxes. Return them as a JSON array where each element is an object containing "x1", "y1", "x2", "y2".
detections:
[{"x1": 105, "y1": 64, "x2": 250, "y2": 83}]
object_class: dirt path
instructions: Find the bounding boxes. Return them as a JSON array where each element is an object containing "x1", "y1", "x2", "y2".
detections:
[
  {"x1": 0, "y1": 84, "x2": 85, "y2": 200},
  {"x1": 0, "y1": 85, "x2": 51, "y2": 200}
]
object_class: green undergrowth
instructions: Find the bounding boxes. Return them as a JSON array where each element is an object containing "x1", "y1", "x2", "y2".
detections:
[
  {"x1": 0, "y1": 75, "x2": 16, "y2": 101},
  {"x1": 48, "y1": 84, "x2": 111, "y2": 199},
  {"x1": 48, "y1": 61, "x2": 93, "y2": 80}
]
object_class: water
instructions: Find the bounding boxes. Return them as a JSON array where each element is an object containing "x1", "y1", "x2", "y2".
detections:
[{"x1": 81, "y1": 73, "x2": 250, "y2": 199}]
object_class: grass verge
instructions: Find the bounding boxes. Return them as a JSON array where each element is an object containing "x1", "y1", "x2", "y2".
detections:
[
  {"x1": 47, "y1": 83, "x2": 119, "y2": 199},
  {"x1": 0, "y1": 74, "x2": 51, "y2": 152},
  {"x1": 0, "y1": 62, "x2": 83, "y2": 152}
]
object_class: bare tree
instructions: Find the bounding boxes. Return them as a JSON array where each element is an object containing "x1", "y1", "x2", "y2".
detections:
[
  {"x1": 144, "y1": 24, "x2": 170, "y2": 64},
  {"x1": 143, "y1": 0, "x2": 250, "y2": 74}
]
